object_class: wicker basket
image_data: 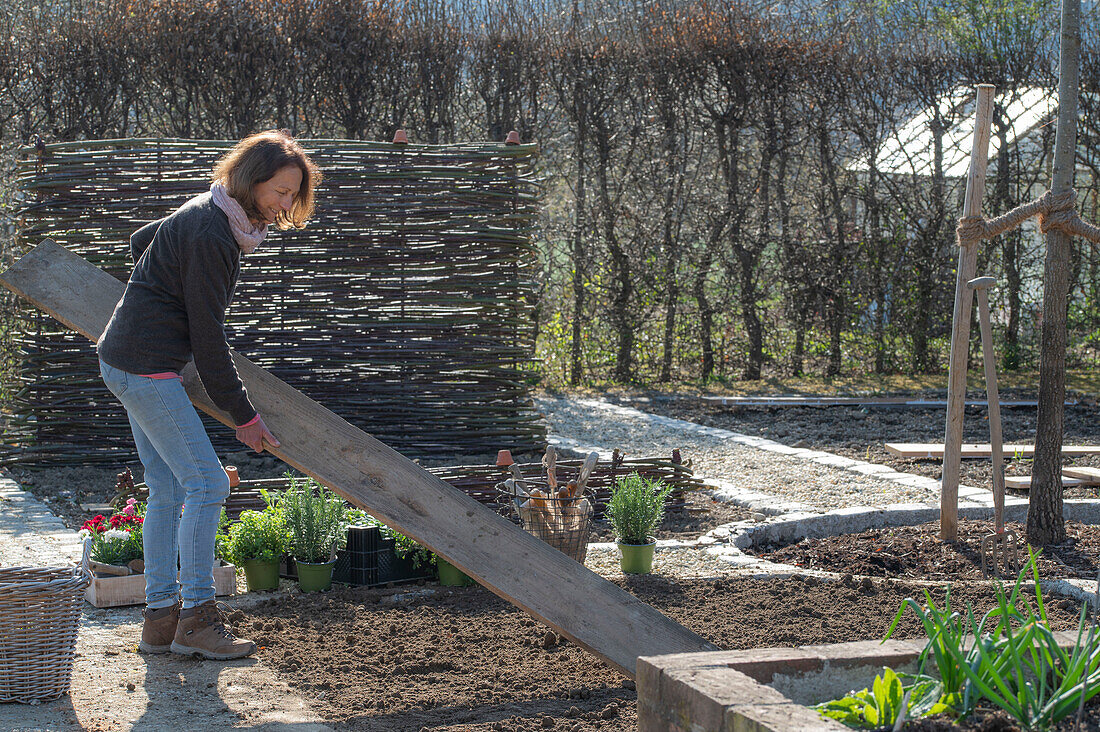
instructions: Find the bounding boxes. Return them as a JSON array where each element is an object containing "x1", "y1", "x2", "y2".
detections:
[
  {"x1": 498, "y1": 482, "x2": 594, "y2": 563},
  {"x1": 0, "y1": 543, "x2": 90, "y2": 703}
]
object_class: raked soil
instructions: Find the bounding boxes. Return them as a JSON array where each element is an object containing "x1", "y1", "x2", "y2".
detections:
[
  {"x1": 754, "y1": 518, "x2": 1100, "y2": 581},
  {"x1": 908, "y1": 704, "x2": 1100, "y2": 731},
  {"x1": 237, "y1": 576, "x2": 1088, "y2": 731}
]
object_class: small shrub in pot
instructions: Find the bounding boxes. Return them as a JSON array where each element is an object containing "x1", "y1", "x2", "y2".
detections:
[
  {"x1": 281, "y1": 475, "x2": 347, "y2": 591},
  {"x1": 224, "y1": 505, "x2": 290, "y2": 591},
  {"x1": 607, "y1": 473, "x2": 672, "y2": 574}
]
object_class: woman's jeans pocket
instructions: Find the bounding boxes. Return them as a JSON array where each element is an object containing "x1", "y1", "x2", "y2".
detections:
[{"x1": 99, "y1": 359, "x2": 129, "y2": 398}]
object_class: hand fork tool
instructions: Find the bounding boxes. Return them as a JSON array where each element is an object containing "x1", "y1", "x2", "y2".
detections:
[{"x1": 969, "y1": 276, "x2": 1019, "y2": 577}]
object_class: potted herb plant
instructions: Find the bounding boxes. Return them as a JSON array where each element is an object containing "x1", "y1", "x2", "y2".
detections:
[
  {"x1": 435, "y1": 555, "x2": 473, "y2": 587},
  {"x1": 224, "y1": 504, "x2": 290, "y2": 592},
  {"x1": 607, "y1": 473, "x2": 673, "y2": 574},
  {"x1": 281, "y1": 475, "x2": 347, "y2": 592}
]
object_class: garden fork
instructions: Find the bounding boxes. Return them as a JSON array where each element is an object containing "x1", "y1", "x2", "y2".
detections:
[{"x1": 969, "y1": 276, "x2": 1019, "y2": 577}]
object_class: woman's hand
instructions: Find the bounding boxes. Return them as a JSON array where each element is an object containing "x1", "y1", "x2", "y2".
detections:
[{"x1": 235, "y1": 414, "x2": 280, "y2": 453}]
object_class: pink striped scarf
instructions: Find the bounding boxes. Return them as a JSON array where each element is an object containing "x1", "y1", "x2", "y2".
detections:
[{"x1": 210, "y1": 182, "x2": 268, "y2": 254}]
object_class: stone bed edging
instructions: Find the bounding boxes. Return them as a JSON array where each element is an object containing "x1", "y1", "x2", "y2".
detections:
[
  {"x1": 549, "y1": 399, "x2": 1100, "y2": 604},
  {"x1": 638, "y1": 630, "x2": 1091, "y2": 732}
]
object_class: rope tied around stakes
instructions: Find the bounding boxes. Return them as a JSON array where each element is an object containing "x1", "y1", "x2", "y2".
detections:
[{"x1": 957, "y1": 188, "x2": 1100, "y2": 244}]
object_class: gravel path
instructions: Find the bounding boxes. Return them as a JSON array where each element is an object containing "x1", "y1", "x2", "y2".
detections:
[{"x1": 538, "y1": 395, "x2": 942, "y2": 513}]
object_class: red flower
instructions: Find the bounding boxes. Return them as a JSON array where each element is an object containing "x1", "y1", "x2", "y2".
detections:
[{"x1": 82, "y1": 515, "x2": 108, "y2": 533}]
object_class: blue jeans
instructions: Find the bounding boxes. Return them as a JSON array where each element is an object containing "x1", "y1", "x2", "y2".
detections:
[{"x1": 99, "y1": 359, "x2": 230, "y2": 609}]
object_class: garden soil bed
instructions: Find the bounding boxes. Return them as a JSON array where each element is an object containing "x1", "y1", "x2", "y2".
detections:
[
  {"x1": 239, "y1": 576, "x2": 1090, "y2": 732},
  {"x1": 909, "y1": 705, "x2": 1100, "y2": 731},
  {"x1": 753, "y1": 518, "x2": 1100, "y2": 581},
  {"x1": 634, "y1": 389, "x2": 1100, "y2": 497}
]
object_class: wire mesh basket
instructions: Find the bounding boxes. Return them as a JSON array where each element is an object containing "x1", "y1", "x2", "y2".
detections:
[
  {"x1": 497, "y1": 481, "x2": 594, "y2": 563},
  {"x1": 0, "y1": 543, "x2": 90, "y2": 703}
]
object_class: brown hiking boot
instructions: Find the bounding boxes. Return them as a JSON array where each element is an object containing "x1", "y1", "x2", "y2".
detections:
[
  {"x1": 170, "y1": 601, "x2": 256, "y2": 660},
  {"x1": 139, "y1": 603, "x2": 180, "y2": 654}
]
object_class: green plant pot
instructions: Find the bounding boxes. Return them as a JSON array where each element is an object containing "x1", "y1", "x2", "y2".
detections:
[
  {"x1": 617, "y1": 540, "x2": 656, "y2": 574},
  {"x1": 296, "y1": 558, "x2": 337, "y2": 592},
  {"x1": 242, "y1": 558, "x2": 280, "y2": 591},
  {"x1": 437, "y1": 558, "x2": 473, "y2": 587}
]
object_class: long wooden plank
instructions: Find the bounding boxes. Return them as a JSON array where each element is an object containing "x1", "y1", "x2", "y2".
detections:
[
  {"x1": 1004, "y1": 475, "x2": 1084, "y2": 491},
  {"x1": 702, "y1": 396, "x2": 1057, "y2": 408},
  {"x1": 1061, "y1": 467, "x2": 1100, "y2": 486},
  {"x1": 886, "y1": 442, "x2": 1100, "y2": 459},
  {"x1": 1, "y1": 240, "x2": 716, "y2": 676}
]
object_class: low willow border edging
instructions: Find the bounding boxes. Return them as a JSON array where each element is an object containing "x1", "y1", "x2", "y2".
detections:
[
  {"x1": 569, "y1": 398, "x2": 949, "y2": 500},
  {"x1": 109, "y1": 452, "x2": 704, "y2": 522}
]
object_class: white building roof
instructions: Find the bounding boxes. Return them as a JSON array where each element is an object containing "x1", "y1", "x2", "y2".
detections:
[{"x1": 848, "y1": 86, "x2": 1057, "y2": 178}]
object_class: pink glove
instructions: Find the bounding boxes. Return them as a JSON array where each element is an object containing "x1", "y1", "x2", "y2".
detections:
[{"x1": 235, "y1": 414, "x2": 280, "y2": 453}]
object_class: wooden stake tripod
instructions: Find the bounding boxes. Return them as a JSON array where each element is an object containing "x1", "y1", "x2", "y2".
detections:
[{"x1": 941, "y1": 84, "x2": 995, "y2": 542}]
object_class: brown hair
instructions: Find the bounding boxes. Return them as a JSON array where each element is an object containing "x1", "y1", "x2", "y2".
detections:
[{"x1": 212, "y1": 129, "x2": 321, "y2": 229}]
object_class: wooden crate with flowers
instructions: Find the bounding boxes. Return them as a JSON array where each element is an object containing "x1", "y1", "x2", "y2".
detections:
[{"x1": 82, "y1": 475, "x2": 236, "y2": 607}]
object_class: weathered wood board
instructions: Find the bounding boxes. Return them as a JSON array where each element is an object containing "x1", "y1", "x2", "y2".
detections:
[
  {"x1": 886, "y1": 443, "x2": 1100, "y2": 459},
  {"x1": 86, "y1": 562, "x2": 236, "y2": 608},
  {"x1": 0, "y1": 240, "x2": 715, "y2": 676},
  {"x1": 703, "y1": 396, "x2": 1057, "y2": 408},
  {"x1": 1004, "y1": 475, "x2": 1085, "y2": 491},
  {"x1": 1060, "y1": 467, "x2": 1100, "y2": 485}
]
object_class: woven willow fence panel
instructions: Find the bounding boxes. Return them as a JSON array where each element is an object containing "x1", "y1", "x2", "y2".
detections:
[{"x1": 7, "y1": 138, "x2": 545, "y2": 465}]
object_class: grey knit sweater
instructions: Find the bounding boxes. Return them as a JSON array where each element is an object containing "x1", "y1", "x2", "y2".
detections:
[{"x1": 97, "y1": 192, "x2": 257, "y2": 426}]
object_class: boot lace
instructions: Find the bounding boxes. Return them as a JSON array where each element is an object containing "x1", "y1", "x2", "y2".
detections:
[{"x1": 195, "y1": 601, "x2": 241, "y2": 640}]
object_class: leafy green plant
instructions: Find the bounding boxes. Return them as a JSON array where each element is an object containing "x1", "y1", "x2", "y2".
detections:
[
  {"x1": 816, "y1": 667, "x2": 950, "y2": 728},
  {"x1": 395, "y1": 532, "x2": 435, "y2": 570},
  {"x1": 213, "y1": 507, "x2": 231, "y2": 562},
  {"x1": 607, "y1": 473, "x2": 673, "y2": 545},
  {"x1": 822, "y1": 549, "x2": 1100, "y2": 731},
  {"x1": 281, "y1": 475, "x2": 347, "y2": 564},
  {"x1": 346, "y1": 508, "x2": 434, "y2": 569},
  {"x1": 883, "y1": 585, "x2": 971, "y2": 714},
  {"x1": 224, "y1": 507, "x2": 290, "y2": 565},
  {"x1": 931, "y1": 548, "x2": 1100, "y2": 729},
  {"x1": 345, "y1": 507, "x2": 371, "y2": 526}
]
